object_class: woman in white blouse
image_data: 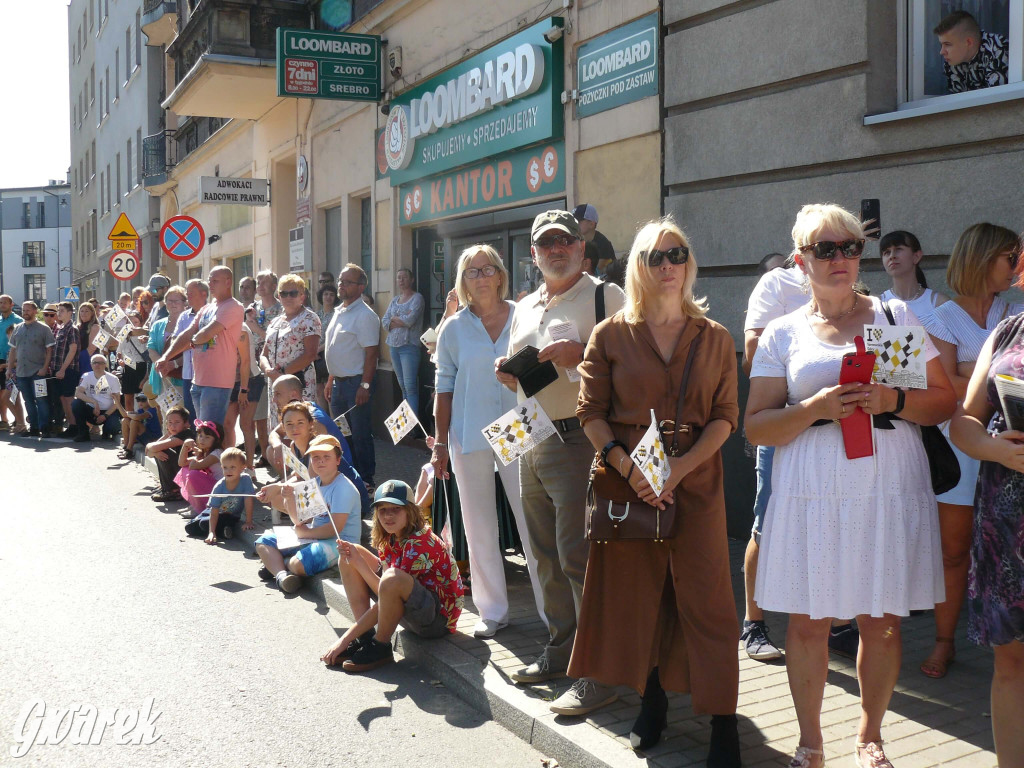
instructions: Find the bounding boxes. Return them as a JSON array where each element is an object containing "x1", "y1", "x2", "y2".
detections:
[
  {"x1": 919, "y1": 222, "x2": 1024, "y2": 680},
  {"x1": 746, "y1": 204, "x2": 955, "y2": 768},
  {"x1": 430, "y1": 245, "x2": 543, "y2": 638},
  {"x1": 878, "y1": 230, "x2": 948, "y2": 328}
]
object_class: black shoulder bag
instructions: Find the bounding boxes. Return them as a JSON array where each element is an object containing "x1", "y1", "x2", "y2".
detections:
[{"x1": 881, "y1": 301, "x2": 959, "y2": 495}]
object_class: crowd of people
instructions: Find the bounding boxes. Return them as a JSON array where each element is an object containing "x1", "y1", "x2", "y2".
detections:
[{"x1": 2, "y1": 194, "x2": 1022, "y2": 768}]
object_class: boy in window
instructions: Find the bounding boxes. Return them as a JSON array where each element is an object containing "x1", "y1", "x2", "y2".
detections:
[{"x1": 934, "y1": 10, "x2": 1008, "y2": 93}]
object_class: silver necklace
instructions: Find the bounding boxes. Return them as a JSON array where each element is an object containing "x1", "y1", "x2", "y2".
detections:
[
  {"x1": 893, "y1": 284, "x2": 924, "y2": 301},
  {"x1": 809, "y1": 295, "x2": 859, "y2": 322}
]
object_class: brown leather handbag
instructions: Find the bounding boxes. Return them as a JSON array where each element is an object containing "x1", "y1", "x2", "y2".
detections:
[{"x1": 585, "y1": 326, "x2": 704, "y2": 543}]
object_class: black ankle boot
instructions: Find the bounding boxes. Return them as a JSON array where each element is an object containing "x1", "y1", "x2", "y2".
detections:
[
  {"x1": 630, "y1": 667, "x2": 668, "y2": 751},
  {"x1": 706, "y1": 714, "x2": 741, "y2": 768}
]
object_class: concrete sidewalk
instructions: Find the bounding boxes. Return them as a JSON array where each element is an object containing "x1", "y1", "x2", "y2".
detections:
[{"x1": 140, "y1": 438, "x2": 998, "y2": 768}]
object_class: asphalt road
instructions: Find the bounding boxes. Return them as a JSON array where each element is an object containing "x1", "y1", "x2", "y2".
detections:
[{"x1": 0, "y1": 435, "x2": 548, "y2": 767}]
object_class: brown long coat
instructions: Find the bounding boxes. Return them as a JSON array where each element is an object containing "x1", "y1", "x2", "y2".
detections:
[{"x1": 569, "y1": 313, "x2": 740, "y2": 713}]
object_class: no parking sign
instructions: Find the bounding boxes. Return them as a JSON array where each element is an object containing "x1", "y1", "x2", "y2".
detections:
[{"x1": 159, "y1": 216, "x2": 205, "y2": 261}]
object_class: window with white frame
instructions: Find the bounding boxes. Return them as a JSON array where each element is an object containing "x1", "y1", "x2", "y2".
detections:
[
  {"x1": 135, "y1": 12, "x2": 141, "y2": 69},
  {"x1": 126, "y1": 139, "x2": 132, "y2": 191},
  {"x1": 901, "y1": 0, "x2": 1022, "y2": 104}
]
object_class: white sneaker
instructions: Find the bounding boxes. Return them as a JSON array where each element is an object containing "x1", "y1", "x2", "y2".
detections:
[{"x1": 472, "y1": 618, "x2": 509, "y2": 638}]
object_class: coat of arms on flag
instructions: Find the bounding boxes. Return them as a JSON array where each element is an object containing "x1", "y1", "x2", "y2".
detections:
[
  {"x1": 630, "y1": 410, "x2": 671, "y2": 496},
  {"x1": 481, "y1": 397, "x2": 558, "y2": 466},
  {"x1": 333, "y1": 413, "x2": 352, "y2": 436},
  {"x1": 155, "y1": 385, "x2": 183, "y2": 415},
  {"x1": 384, "y1": 400, "x2": 421, "y2": 444},
  {"x1": 864, "y1": 323, "x2": 927, "y2": 389},
  {"x1": 293, "y1": 478, "x2": 327, "y2": 522}
]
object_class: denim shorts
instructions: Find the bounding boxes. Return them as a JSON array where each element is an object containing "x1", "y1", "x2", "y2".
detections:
[
  {"x1": 230, "y1": 375, "x2": 266, "y2": 404},
  {"x1": 400, "y1": 580, "x2": 448, "y2": 638},
  {"x1": 750, "y1": 444, "x2": 775, "y2": 543},
  {"x1": 254, "y1": 530, "x2": 339, "y2": 576}
]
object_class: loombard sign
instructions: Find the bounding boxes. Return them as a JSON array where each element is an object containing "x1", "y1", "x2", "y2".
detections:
[
  {"x1": 381, "y1": 19, "x2": 563, "y2": 187},
  {"x1": 277, "y1": 29, "x2": 381, "y2": 102},
  {"x1": 199, "y1": 177, "x2": 269, "y2": 206},
  {"x1": 576, "y1": 13, "x2": 659, "y2": 118}
]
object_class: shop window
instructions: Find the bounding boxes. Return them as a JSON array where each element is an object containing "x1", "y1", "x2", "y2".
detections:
[
  {"x1": 187, "y1": 266, "x2": 203, "y2": 281},
  {"x1": 23, "y1": 242, "x2": 45, "y2": 268},
  {"x1": 24, "y1": 274, "x2": 47, "y2": 303},
  {"x1": 900, "y1": 1, "x2": 1021, "y2": 104},
  {"x1": 218, "y1": 204, "x2": 252, "y2": 232},
  {"x1": 232, "y1": 255, "x2": 253, "y2": 284},
  {"x1": 325, "y1": 205, "x2": 342, "y2": 277}
]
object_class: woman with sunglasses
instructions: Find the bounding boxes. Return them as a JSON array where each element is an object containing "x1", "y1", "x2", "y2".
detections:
[
  {"x1": 259, "y1": 273, "x2": 322, "y2": 428},
  {"x1": 76, "y1": 302, "x2": 100, "y2": 375},
  {"x1": 572, "y1": 216, "x2": 741, "y2": 763},
  {"x1": 746, "y1": 204, "x2": 956, "y2": 768},
  {"x1": 431, "y1": 245, "x2": 545, "y2": 638},
  {"x1": 917, "y1": 223, "x2": 1024, "y2": 681},
  {"x1": 878, "y1": 230, "x2": 949, "y2": 328}
]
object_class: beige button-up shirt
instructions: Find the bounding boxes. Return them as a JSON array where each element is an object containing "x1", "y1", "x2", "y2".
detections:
[{"x1": 507, "y1": 274, "x2": 625, "y2": 420}]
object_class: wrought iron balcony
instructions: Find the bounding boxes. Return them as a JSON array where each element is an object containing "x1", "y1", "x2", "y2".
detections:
[
  {"x1": 163, "y1": 0, "x2": 310, "y2": 119},
  {"x1": 142, "y1": 130, "x2": 178, "y2": 190}
]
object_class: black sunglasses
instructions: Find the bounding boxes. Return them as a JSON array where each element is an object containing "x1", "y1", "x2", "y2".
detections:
[
  {"x1": 278, "y1": 289, "x2": 301, "y2": 298},
  {"x1": 799, "y1": 240, "x2": 865, "y2": 260},
  {"x1": 641, "y1": 246, "x2": 690, "y2": 266},
  {"x1": 1005, "y1": 250, "x2": 1021, "y2": 270},
  {"x1": 533, "y1": 234, "x2": 579, "y2": 249}
]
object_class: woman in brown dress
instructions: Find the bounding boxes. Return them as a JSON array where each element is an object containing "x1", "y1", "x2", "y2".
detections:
[{"x1": 572, "y1": 216, "x2": 740, "y2": 765}]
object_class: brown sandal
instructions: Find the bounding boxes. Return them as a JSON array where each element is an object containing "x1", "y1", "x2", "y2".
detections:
[{"x1": 919, "y1": 636, "x2": 956, "y2": 679}]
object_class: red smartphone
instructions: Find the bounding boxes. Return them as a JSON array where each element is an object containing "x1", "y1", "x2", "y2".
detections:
[{"x1": 838, "y1": 336, "x2": 875, "y2": 459}]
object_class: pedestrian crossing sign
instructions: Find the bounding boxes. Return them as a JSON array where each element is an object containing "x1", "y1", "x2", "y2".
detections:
[{"x1": 62, "y1": 286, "x2": 80, "y2": 301}]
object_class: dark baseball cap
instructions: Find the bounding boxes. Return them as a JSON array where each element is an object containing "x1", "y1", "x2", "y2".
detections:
[
  {"x1": 372, "y1": 479, "x2": 413, "y2": 507},
  {"x1": 572, "y1": 203, "x2": 598, "y2": 224},
  {"x1": 531, "y1": 210, "x2": 581, "y2": 241}
]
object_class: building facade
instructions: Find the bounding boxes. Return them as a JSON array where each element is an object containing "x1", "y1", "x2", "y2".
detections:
[
  {"x1": 68, "y1": 0, "x2": 164, "y2": 301},
  {"x1": 142, "y1": 0, "x2": 662, "y2": 428},
  {"x1": 664, "y1": 0, "x2": 1024, "y2": 532},
  {"x1": 0, "y1": 184, "x2": 72, "y2": 305}
]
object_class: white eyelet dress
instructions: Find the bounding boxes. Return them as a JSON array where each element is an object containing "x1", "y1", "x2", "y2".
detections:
[{"x1": 750, "y1": 297, "x2": 944, "y2": 619}]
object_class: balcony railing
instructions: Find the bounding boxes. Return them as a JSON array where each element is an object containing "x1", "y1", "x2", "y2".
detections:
[
  {"x1": 175, "y1": 116, "x2": 226, "y2": 162},
  {"x1": 169, "y1": 0, "x2": 310, "y2": 88},
  {"x1": 142, "y1": 130, "x2": 178, "y2": 183}
]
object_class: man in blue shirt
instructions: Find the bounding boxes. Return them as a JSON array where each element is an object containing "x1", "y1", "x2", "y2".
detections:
[{"x1": 0, "y1": 295, "x2": 25, "y2": 431}]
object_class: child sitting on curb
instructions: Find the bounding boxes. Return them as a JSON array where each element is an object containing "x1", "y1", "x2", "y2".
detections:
[
  {"x1": 254, "y1": 435, "x2": 362, "y2": 594},
  {"x1": 117, "y1": 393, "x2": 160, "y2": 460},
  {"x1": 184, "y1": 448, "x2": 256, "y2": 544},
  {"x1": 145, "y1": 405, "x2": 194, "y2": 503},
  {"x1": 175, "y1": 420, "x2": 225, "y2": 517},
  {"x1": 320, "y1": 480, "x2": 464, "y2": 673}
]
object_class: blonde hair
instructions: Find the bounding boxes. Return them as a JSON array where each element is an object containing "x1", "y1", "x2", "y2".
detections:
[
  {"x1": 277, "y1": 273, "x2": 307, "y2": 295},
  {"x1": 624, "y1": 216, "x2": 708, "y2": 323},
  {"x1": 220, "y1": 447, "x2": 246, "y2": 465},
  {"x1": 370, "y1": 500, "x2": 428, "y2": 551},
  {"x1": 455, "y1": 244, "x2": 509, "y2": 307},
  {"x1": 946, "y1": 223, "x2": 1021, "y2": 297},
  {"x1": 791, "y1": 204, "x2": 865, "y2": 253}
]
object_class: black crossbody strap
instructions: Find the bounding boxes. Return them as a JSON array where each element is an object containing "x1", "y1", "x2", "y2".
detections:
[
  {"x1": 671, "y1": 324, "x2": 705, "y2": 454},
  {"x1": 595, "y1": 281, "x2": 606, "y2": 325}
]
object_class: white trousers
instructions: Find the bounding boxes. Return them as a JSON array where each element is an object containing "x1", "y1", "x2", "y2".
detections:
[{"x1": 449, "y1": 432, "x2": 545, "y2": 623}]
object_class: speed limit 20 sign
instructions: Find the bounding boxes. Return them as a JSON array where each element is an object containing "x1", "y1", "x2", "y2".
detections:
[{"x1": 109, "y1": 250, "x2": 140, "y2": 281}]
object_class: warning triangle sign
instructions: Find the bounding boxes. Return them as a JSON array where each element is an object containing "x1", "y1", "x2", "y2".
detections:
[{"x1": 107, "y1": 212, "x2": 139, "y2": 241}]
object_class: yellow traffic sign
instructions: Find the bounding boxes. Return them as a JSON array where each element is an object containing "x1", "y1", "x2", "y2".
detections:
[
  {"x1": 112, "y1": 239, "x2": 138, "y2": 251},
  {"x1": 107, "y1": 212, "x2": 139, "y2": 241}
]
